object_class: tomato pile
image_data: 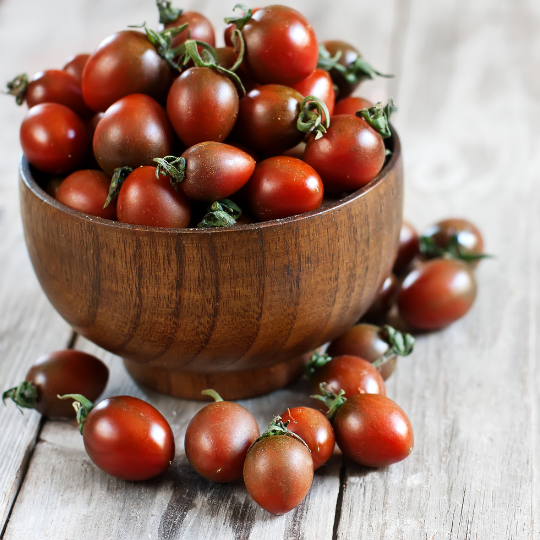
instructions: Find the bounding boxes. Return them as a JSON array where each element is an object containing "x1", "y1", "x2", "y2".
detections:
[{"x1": 9, "y1": 2, "x2": 396, "y2": 228}]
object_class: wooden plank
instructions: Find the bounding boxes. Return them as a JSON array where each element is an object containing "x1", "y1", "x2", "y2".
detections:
[{"x1": 335, "y1": 0, "x2": 540, "y2": 538}]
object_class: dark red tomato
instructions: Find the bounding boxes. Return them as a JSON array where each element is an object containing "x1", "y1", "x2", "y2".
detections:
[
  {"x1": 225, "y1": 141, "x2": 259, "y2": 163},
  {"x1": 2, "y1": 350, "x2": 108, "y2": 418},
  {"x1": 180, "y1": 142, "x2": 256, "y2": 201},
  {"x1": 224, "y1": 8, "x2": 260, "y2": 47},
  {"x1": 247, "y1": 156, "x2": 323, "y2": 221},
  {"x1": 117, "y1": 166, "x2": 191, "y2": 228},
  {"x1": 334, "y1": 393, "x2": 414, "y2": 467},
  {"x1": 323, "y1": 40, "x2": 366, "y2": 98},
  {"x1": 328, "y1": 323, "x2": 395, "y2": 380},
  {"x1": 63, "y1": 54, "x2": 91, "y2": 82},
  {"x1": 334, "y1": 96, "x2": 373, "y2": 116},
  {"x1": 393, "y1": 220, "x2": 420, "y2": 275},
  {"x1": 215, "y1": 47, "x2": 237, "y2": 70},
  {"x1": 167, "y1": 67, "x2": 239, "y2": 147},
  {"x1": 56, "y1": 170, "x2": 116, "y2": 220},
  {"x1": 363, "y1": 273, "x2": 398, "y2": 323},
  {"x1": 20, "y1": 103, "x2": 87, "y2": 174},
  {"x1": 398, "y1": 258, "x2": 477, "y2": 330},
  {"x1": 93, "y1": 94, "x2": 173, "y2": 175},
  {"x1": 244, "y1": 434, "x2": 313, "y2": 515},
  {"x1": 304, "y1": 115, "x2": 385, "y2": 193},
  {"x1": 242, "y1": 6, "x2": 318, "y2": 86},
  {"x1": 81, "y1": 395, "x2": 175, "y2": 481},
  {"x1": 279, "y1": 407, "x2": 335, "y2": 470},
  {"x1": 184, "y1": 395, "x2": 259, "y2": 482},
  {"x1": 281, "y1": 142, "x2": 306, "y2": 160},
  {"x1": 291, "y1": 69, "x2": 335, "y2": 117},
  {"x1": 45, "y1": 177, "x2": 64, "y2": 198},
  {"x1": 165, "y1": 11, "x2": 215, "y2": 48},
  {"x1": 86, "y1": 112, "x2": 103, "y2": 142},
  {"x1": 311, "y1": 355, "x2": 386, "y2": 398},
  {"x1": 82, "y1": 31, "x2": 171, "y2": 112},
  {"x1": 236, "y1": 85, "x2": 304, "y2": 154}
]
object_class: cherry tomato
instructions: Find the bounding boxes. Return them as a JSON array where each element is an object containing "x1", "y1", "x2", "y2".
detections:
[
  {"x1": 393, "y1": 220, "x2": 420, "y2": 275},
  {"x1": 167, "y1": 67, "x2": 239, "y2": 148},
  {"x1": 279, "y1": 407, "x2": 335, "y2": 470},
  {"x1": 322, "y1": 40, "x2": 368, "y2": 98},
  {"x1": 243, "y1": 417, "x2": 313, "y2": 515},
  {"x1": 304, "y1": 115, "x2": 385, "y2": 193},
  {"x1": 363, "y1": 273, "x2": 398, "y2": 323},
  {"x1": 291, "y1": 69, "x2": 335, "y2": 117},
  {"x1": 184, "y1": 390, "x2": 259, "y2": 482},
  {"x1": 247, "y1": 156, "x2": 323, "y2": 221},
  {"x1": 20, "y1": 103, "x2": 87, "y2": 174},
  {"x1": 334, "y1": 96, "x2": 373, "y2": 116},
  {"x1": 165, "y1": 11, "x2": 215, "y2": 48},
  {"x1": 45, "y1": 177, "x2": 64, "y2": 198},
  {"x1": 56, "y1": 170, "x2": 116, "y2": 220},
  {"x1": 82, "y1": 31, "x2": 171, "y2": 112},
  {"x1": 281, "y1": 142, "x2": 306, "y2": 160},
  {"x1": 215, "y1": 47, "x2": 237, "y2": 70},
  {"x1": 2, "y1": 350, "x2": 108, "y2": 418},
  {"x1": 63, "y1": 54, "x2": 91, "y2": 82},
  {"x1": 333, "y1": 393, "x2": 414, "y2": 467},
  {"x1": 242, "y1": 6, "x2": 318, "y2": 86},
  {"x1": 224, "y1": 8, "x2": 260, "y2": 47},
  {"x1": 179, "y1": 142, "x2": 256, "y2": 201},
  {"x1": 93, "y1": 94, "x2": 173, "y2": 175},
  {"x1": 117, "y1": 166, "x2": 191, "y2": 228},
  {"x1": 236, "y1": 85, "x2": 304, "y2": 154},
  {"x1": 398, "y1": 258, "x2": 477, "y2": 330}
]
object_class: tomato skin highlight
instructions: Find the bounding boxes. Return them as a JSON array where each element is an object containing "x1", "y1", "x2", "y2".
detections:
[
  {"x1": 394, "y1": 220, "x2": 420, "y2": 275},
  {"x1": 334, "y1": 96, "x2": 373, "y2": 116},
  {"x1": 184, "y1": 401, "x2": 259, "y2": 483},
  {"x1": 93, "y1": 94, "x2": 173, "y2": 175},
  {"x1": 82, "y1": 396, "x2": 175, "y2": 481},
  {"x1": 56, "y1": 170, "x2": 117, "y2": 220},
  {"x1": 63, "y1": 54, "x2": 91, "y2": 82},
  {"x1": 304, "y1": 115, "x2": 385, "y2": 193},
  {"x1": 165, "y1": 11, "x2": 215, "y2": 48},
  {"x1": 291, "y1": 69, "x2": 335, "y2": 117}
]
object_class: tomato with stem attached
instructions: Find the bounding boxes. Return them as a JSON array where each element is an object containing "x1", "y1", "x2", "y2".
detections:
[
  {"x1": 291, "y1": 69, "x2": 335, "y2": 117},
  {"x1": 158, "y1": 1, "x2": 215, "y2": 48},
  {"x1": 334, "y1": 96, "x2": 373, "y2": 116}
]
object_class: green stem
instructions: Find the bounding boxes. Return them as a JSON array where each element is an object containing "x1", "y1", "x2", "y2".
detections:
[
  {"x1": 357, "y1": 99, "x2": 396, "y2": 139},
  {"x1": 310, "y1": 383, "x2": 346, "y2": 421},
  {"x1": 419, "y1": 234, "x2": 493, "y2": 263},
  {"x1": 297, "y1": 95, "x2": 330, "y2": 140},
  {"x1": 104, "y1": 166, "x2": 132, "y2": 209},
  {"x1": 5, "y1": 73, "x2": 28, "y2": 105},
  {"x1": 372, "y1": 325, "x2": 415, "y2": 368},
  {"x1": 317, "y1": 44, "x2": 342, "y2": 71},
  {"x1": 304, "y1": 351, "x2": 332, "y2": 379},
  {"x1": 57, "y1": 394, "x2": 95, "y2": 434},
  {"x1": 156, "y1": 0, "x2": 183, "y2": 24},
  {"x1": 250, "y1": 415, "x2": 310, "y2": 452},
  {"x1": 153, "y1": 156, "x2": 186, "y2": 190},
  {"x1": 224, "y1": 4, "x2": 252, "y2": 30},
  {"x1": 229, "y1": 29, "x2": 245, "y2": 72},
  {"x1": 2, "y1": 381, "x2": 38, "y2": 412},
  {"x1": 201, "y1": 389, "x2": 224, "y2": 402},
  {"x1": 197, "y1": 199, "x2": 242, "y2": 228}
]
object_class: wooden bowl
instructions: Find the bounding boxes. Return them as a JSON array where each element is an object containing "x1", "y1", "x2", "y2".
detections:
[{"x1": 19, "y1": 131, "x2": 403, "y2": 400}]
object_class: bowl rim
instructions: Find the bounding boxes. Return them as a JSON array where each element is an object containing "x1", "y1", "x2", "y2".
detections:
[{"x1": 20, "y1": 127, "x2": 401, "y2": 235}]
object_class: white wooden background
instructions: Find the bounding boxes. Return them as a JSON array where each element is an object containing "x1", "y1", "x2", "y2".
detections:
[{"x1": 0, "y1": 0, "x2": 538, "y2": 538}]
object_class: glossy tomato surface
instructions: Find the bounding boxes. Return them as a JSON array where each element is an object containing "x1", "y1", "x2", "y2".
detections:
[
  {"x1": 165, "y1": 11, "x2": 215, "y2": 48},
  {"x1": 82, "y1": 396, "x2": 175, "y2": 481},
  {"x1": 185, "y1": 401, "x2": 259, "y2": 482},
  {"x1": 21, "y1": 103, "x2": 87, "y2": 174},
  {"x1": 323, "y1": 40, "x2": 365, "y2": 98},
  {"x1": 334, "y1": 96, "x2": 373, "y2": 116},
  {"x1": 334, "y1": 393, "x2": 413, "y2": 467},
  {"x1": 117, "y1": 166, "x2": 191, "y2": 228},
  {"x1": 167, "y1": 67, "x2": 239, "y2": 148},
  {"x1": 63, "y1": 53, "x2": 91, "y2": 81},
  {"x1": 398, "y1": 258, "x2": 477, "y2": 330},
  {"x1": 242, "y1": 6, "x2": 318, "y2": 85},
  {"x1": 363, "y1": 273, "x2": 398, "y2": 323},
  {"x1": 82, "y1": 31, "x2": 171, "y2": 112},
  {"x1": 244, "y1": 434, "x2": 313, "y2": 515},
  {"x1": 393, "y1": 220, "x2": 420, "y2": 275},
  {"x1": 279, "y1": 407, "x2": 335, "y2": 470},
  {"x1": 304, "y1": 115, "x2": 385, "y2": 193},
  {"x1": 291, "y1": 69, "x2": 335, "y2": 117},
  {"x1": 93, "y1": 94, "x2": 173, "y2": 175},
  {"x1": 247, "y1": 156, "x2": 323, "y2": 221}
]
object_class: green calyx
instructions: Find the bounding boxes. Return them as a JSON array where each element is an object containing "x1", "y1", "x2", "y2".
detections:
[
  {"x1": 317, "y1": 44, "x2": 342, "y2": 72},
  {"x1": 297, "y1": 95, "x2": 331, "y2": 140},
  {"x1": 153, "y1": 155, "x2": 186, "y2": 190},
  {"x1": 305, "y1": 351, "x2": 332, "y2": 379},
  {"x1": 5, "y1": 73, "x2": 28, "y2": 106},
  {"x1": 197, "y1": 199, "x2": 242, "y2": 228},
  {"x1": 250, "y1": 415, "x2": 310, "y2": 452},
  {"x1": 156, "y1": 0, "x2": 183, "y2": 24},
  {"x1": 104, "y1": 166, "x2": 132, "y2": 209},
  {"x1": 310, "y1": 383, "x2": 347, "y2": 421},
  {"x1": 372, "y1": 325, "x2": 415, "y2": 369},
  {"x1": 201, "y1": 389, "x2": 224, "y2": 402},
  {"x1": 57, "y1": 394, "x2": 95, "y2": 434},
  {"x1": 419, "y1": 234, "x2": 493, "y2": 264},
  {"x1": 2, "y1": 381, "x2": 38, "y2": 412},
  {"x1": 357, "y1": 99, "x2": 396, "y2": 139},
  {"x1": 224, "y1": 4, "x2": 252, "y2": 30}
]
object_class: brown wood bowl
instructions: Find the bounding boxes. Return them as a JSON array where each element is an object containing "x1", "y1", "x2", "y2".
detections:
[{"x1": 19, "y1": 131, "x2": 403, "y2": 400}]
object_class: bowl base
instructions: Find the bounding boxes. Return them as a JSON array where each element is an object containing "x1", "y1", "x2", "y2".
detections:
[{"x1": 123, "y1": 354, "x2": 309, "y2": 401}]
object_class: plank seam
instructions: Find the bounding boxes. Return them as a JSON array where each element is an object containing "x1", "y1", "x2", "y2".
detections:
[{"x1": 332, "y1": 459, "x2": 346, "y2": 540}]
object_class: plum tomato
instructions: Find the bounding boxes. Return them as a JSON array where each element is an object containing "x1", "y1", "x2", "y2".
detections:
[
  {"x1": 241, "y1": 6, "x2": 318, "y2": 86},
  {"x1": 63, "y1": 53, "x2": 91, "y2": 81},
  {"x1": 20, "y1": 103, "x2": 87, "y2": 174},
  {"x1": 82, "y1": 31, "x2": 172, "y2": 112},
  {"x1": 2, "y1": 350, "x2": 108, "y2": 418},
  {"x1": 334, "y1": 96, "x2": 373, "y2": 116},
  {"x1": 167, "y1": 67, "x2": 239, "y2": 147},
  {"x1": 304, "y1": 115, "x2": 385, "y2": 193},
  {"x1": 247, "y1": 156, "x2": 323, "y2": 221},
  {"x1": 393, "y1": 220, "x2": 420, "y2": 275},
  {"x1": 184, "y1": 389, "x2": 259, "y2": 482},
  {"x1": 56, "y1": 170, "x2": 117, "y2": 220},
  {"x1": 236, "y1": 85, "x2": 304, "y2": 154},
  {"x1": 243, "y1": 416, "x2": 313, "y2": 515},
  {"x1": 279, "y1": 407, "x2": 335, "y2": 470},
  {"x1": 117, "y1": 166, "x2": 191, "y2": 228},
  {"x1": 60, "y1": 394, "x2": 175, "y2": 481},
  {"x1": 164, "y1": 11, "x2": 215, "y2": 48},
  {"x1": 93, "y1": 94, "x2": 173, "y2": 175},
  {"x1": 362, "y1": 273, "x2": 398, "y2": 323},
  {"x1": 291, "y1": 69, "x2": 335, "y2": 117},
  {"x1": 397, "y1": 258, "x2": 477, "y2": 330}
]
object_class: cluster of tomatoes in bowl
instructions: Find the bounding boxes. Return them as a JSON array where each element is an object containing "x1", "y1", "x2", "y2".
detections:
[{"x1": 10, "y1": 1, "x2": 395, "y2": 229}]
